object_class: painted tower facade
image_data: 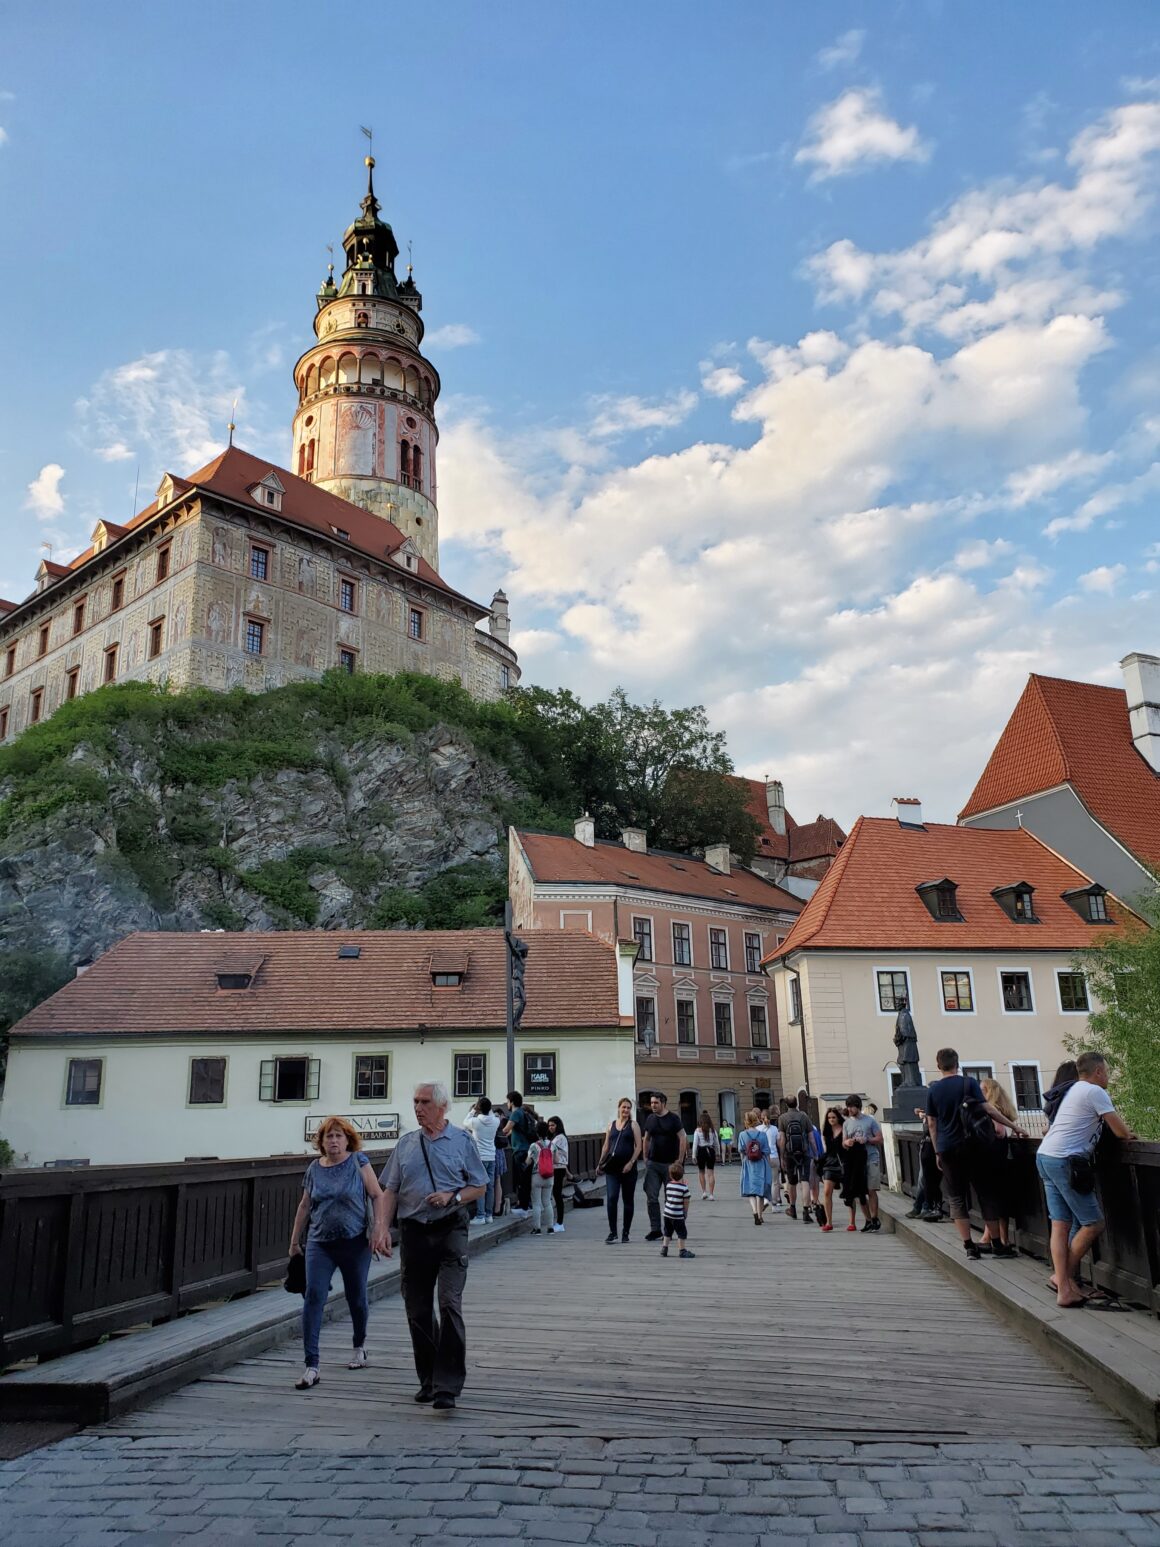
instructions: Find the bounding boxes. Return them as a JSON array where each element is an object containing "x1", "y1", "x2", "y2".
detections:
[{"x1": 291, "y1": 159, "x2": 442, "y2": 570}]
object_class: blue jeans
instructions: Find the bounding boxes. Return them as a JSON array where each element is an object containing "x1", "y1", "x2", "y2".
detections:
[
  {"x1": 302, "y1": 1234, "x2": 371, "y2": 1367},
  {"x1": 606, "y1": 1167, "x2": 638, "y2": 1237},
  {"x1": 1036, "y1": 1150, "x2": 1103, "y2": 1233},
  {"x1": 475, "y1": 1157, "x2": 496, "y2": 1219}
]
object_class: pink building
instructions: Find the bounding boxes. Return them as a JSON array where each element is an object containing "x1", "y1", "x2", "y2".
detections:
[{"x1": 509, "y1": 819, "x2": 803, "y2": 1132}]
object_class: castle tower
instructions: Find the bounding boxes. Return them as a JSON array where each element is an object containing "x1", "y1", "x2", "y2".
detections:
[{"x1": 291, "y1": 157, "x2": 441, "y2": 570}]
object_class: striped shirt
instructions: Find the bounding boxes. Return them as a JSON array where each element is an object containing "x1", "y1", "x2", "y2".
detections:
[{"x1": 663, "y1": 1180, "x2": 691, "y2": 1219}]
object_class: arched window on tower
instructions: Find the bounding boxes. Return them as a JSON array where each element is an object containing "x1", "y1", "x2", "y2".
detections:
[
  {"x1": 305, "y1": 364, "x2": 318, "y2": 398},
  {"x1": 298, "y1": 442, "x2": 307, "y2": 477},
  {"x1": 383, "y1": 358, "x2": 404, "y2": 391},
  {"x1": 305, "y1": 439, "x2": 316, "y2": 480},
  {"x1": 411, "y1": 444, "x2": 423, "y2": 493},
  {"x1": 404, "y1": 366, "x2": 420, "y2": 399},
  {"x1": 363, "y1": 354, "x2": 383, "y2": 387},
  {"x1": 400, "y1": 440, "x2": 411, "y2": 487},
  {"x1": 320, "y1": 357, "x2": 336, "y2": 390},
  {"x1": 338, "y1": 353, "x2": 358, "y2": 386}
]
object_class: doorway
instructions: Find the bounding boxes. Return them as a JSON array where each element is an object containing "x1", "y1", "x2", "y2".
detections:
[
  {"x1": 678, "y1": 1089, "x2": 700, "y2": 1134},
  {"x1": 754, "y1": 1090, "x2": 772, "y2": 1113},
  {"x1": 718, "y1": 1090, "x2": 739, "y2": 1130}
]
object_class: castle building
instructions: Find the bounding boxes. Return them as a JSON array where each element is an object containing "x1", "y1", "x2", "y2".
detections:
[{"x1": 0, "y1": 158, "x2": 517, "y2": 743}]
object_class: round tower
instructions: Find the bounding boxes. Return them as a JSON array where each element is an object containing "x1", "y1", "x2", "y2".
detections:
[{"x1": 291, "y1": 157, "x2": 441, "y2": 570}]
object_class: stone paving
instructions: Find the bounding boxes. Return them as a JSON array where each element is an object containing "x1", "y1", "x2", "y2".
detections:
[{"x1": 2, "y1": 1431, "x2": 1160, "y2": 1546}]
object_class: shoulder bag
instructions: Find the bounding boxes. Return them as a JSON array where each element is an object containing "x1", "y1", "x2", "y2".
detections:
[{"x1": 418, "y1": 1134, "x2": 469, "y2": 1230}]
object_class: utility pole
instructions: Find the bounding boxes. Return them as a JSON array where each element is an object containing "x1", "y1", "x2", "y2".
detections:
[{"x1": 504, "y1": 899, "x2": 528, "y2": 1092}]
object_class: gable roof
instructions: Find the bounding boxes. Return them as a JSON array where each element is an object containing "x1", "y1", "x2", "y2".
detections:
[
  {"x1": 515, "y1": 830, "x2": 803, "y2": 914},
  {"x1": 1, "y1": 445, "x2": 487, "y2": 625},
  {"x1": 731, "y1": 776, "x2": 847, "y2": 866},
  {"x1": 763, "y1": 816, "x2": 1137, "y2": 960},
  {"x1": 10, "y1": 928, "x2": 625, "y2": 1038},
  {"x1": 959, "y1": 673, "x2": 1160, "y2": 869}
]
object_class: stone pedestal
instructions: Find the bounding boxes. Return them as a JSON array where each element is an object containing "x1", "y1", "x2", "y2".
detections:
[{"x1": 885, "y1": 1087, "x2": 930, "y2": 1126}]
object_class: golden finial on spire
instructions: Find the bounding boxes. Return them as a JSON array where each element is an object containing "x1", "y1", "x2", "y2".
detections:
[{"x1": 228, "y1": 398, "x2": 237, "y2": 448}]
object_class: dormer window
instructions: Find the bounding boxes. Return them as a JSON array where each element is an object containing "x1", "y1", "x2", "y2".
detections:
[
  {"x1": 1062, "y1": 884, "x2": 1111, "y2": 924},
  {"x1": 156, "y1": 474, "x2": 177, "y2": 507},
  {"x1": 217, "y1": 972, "x2": 252, "y2": 990},
  {"x1": 432, "y1": 972, "x2": 463, "y2": 987},
  {"x1": 251, "y1": 473, "x2": 284, "y2": 512},
  {"x1": 916, "y1": 878, "x2": 962, "y2": 922},
  {"x1": 430, "y1": 948, "x2": 467, "y2": 988},
  {"x1": 992, "y1": 883, "x2": 1039, "y2": 924}
]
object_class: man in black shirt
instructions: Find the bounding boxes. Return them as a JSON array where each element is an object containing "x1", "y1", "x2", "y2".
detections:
[
  {"x1": 926, "y1": 1047, "x2": 1025, "y2": 1261},
  {"x1": 642, "y1": 1092, "x2": 687, "y2": 1241}
]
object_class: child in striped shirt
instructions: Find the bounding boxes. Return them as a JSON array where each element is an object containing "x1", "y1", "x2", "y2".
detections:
[{"x1": 660, "y1": 1162, "x2": 696, "y2": 1259}]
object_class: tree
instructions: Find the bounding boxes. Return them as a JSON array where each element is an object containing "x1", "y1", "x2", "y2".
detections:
[
  {"x1": 1071, "y1": 885, "x2": 1160, "y2": 1139},
  {"x1": 0, "y1": 949, "x2": 73, "y2": 1088}
]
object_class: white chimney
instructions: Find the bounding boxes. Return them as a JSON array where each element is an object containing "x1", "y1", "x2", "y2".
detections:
[
  {"x1": 621, "y1": 828, "x2": 647, "y2": 853},
  {"x1": 704, "y1": 843, "x2": 731, "y2": 875},
  {"x1": 765, "y1": 777, "x2": 786, "y2": 837},
  {"x1": 1121, "y1": 652, "x2": 1160, "y2": 773},
  {"x1": 891, "y1": 797, "x2": 924, "y2": 828},
  {"x1": 574, "y1": 813, "x2": 595, "y2": 847}
]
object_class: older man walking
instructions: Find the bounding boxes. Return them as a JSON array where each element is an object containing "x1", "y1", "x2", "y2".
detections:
[{"x1": 379, "y1": 1081, "x2": 487, "y2": 1411}]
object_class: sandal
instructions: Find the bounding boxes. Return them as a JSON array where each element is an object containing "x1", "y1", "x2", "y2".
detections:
[
  {"x1": 1085, "y1": 1291, "x2": 1132, "y2": 1312},
  {"x1": 295, "y1": 1367, "x2": 321, "y2": 1390}
]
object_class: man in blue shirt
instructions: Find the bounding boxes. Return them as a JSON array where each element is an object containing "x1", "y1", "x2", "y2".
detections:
[
  {"x1": 380, "y1": 1081, "x2": 487, "y2": 1411},
  {"x1": 925, "y1": 1048, "x2": 1025, "y2": 1262}
]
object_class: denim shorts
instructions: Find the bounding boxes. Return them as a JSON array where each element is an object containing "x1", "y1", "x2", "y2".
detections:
[{"x1": 1036, "y1": 1149, "x2": 1103, "y2": 1230}]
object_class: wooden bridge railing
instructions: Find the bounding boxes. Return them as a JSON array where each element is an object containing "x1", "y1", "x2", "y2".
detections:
[
  {"x1": 1, "y1": 1133, "x2": 607, "y2": 1368},
  {"x1": 895, "y1": 1131, "x2": 1160, "y2": 1316}
]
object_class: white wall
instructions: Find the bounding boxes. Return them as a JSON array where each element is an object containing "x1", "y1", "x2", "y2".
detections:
[{"x1": 0, "y1": 1030, "x2": 634, "y2": 1168}]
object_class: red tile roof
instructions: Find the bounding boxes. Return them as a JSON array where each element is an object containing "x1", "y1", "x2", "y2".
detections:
[
  {"x1": 731, "y1": 776, "x2": 847, "y2": 865},
  {"x1": 10, "y1": 928, "x2": 626, "y2": 1038},
  {"x1": 763, "y1": 816, "x2": 1137, "y2": 960},
  {"x1": 959, "y1": 674, "x2": 1160, "y2": 869},
  {"x1": 515, "y1": 830, "x2": 803, "y2": 914},
  {"x1": 3, "y1": 445, "x2": 486, "y2": 622}
]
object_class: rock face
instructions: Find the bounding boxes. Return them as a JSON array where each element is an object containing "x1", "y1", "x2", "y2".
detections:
[{"x1": 0, "y1": 724, "x2": 517, "y2": 968}]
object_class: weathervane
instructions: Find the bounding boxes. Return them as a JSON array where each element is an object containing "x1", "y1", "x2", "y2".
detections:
[{"x1": 228, "y1": 398, "x2": 237, "y2": 449}]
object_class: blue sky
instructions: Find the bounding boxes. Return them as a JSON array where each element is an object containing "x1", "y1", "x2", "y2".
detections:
[{"x1": 3, "y1": 4, "x2": 1158, "y2": 824}]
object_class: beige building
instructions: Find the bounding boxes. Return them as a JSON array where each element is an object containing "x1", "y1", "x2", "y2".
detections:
[
  {"x1": 510, "y1": 820, "x2": 803, "y2": 1132},
  {"x1": 1, "y1": 928, "x2": 635, "y2": 1168},
  {"x1": 764, "y1": 802, "x2": 1138, "y2": 1128},
  {"x1": 0, "y1": 158, "x2": 517, "y2": 743}
]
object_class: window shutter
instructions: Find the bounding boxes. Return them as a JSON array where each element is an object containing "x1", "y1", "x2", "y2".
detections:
[
  {"x1": 307, "y1": 1059, "x2": 321, "y2": 1101},
  {"x1": 259, "y1": 1059, "x2": 275, "y2": 1101}
]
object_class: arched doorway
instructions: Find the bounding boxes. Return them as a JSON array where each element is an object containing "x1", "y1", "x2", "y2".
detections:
[
  {"x1": 678, "y1": 1089, "x2": 700, "y2": 1134},
  {"x1": 718, "y1": 1090, "x2": 739, "y2": 1130}
]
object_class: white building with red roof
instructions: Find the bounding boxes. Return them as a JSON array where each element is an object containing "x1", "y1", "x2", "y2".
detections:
[
  {"x1": 0, "y1": 160, "x2": 517, "y2": 744},
  {"x1": 763, "y1": 800, "x2": 1140, "y2": 1126},
  {"x1": 959, "y1": 654, "x2": 1160, "y2": 903}
]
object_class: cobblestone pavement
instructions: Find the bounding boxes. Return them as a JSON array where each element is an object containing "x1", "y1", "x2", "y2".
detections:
[{"x1": 2, "y1": 1432, "x2": 1159, "y2": 1547}]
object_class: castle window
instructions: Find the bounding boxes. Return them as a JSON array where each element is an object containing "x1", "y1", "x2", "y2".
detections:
[
  {"x1": 245, "y1": 618, "x2": 265, "y2": 656},
  {"x1": 305, "y1": 439, "x2": 316, "y2": 479},
  {"x1": 250, "y1": 546, "x2": 269, "y2": 581},
  {"x1": 500, "y1": 665, "x2": 511, "y2": 690},
  {"x1": 66, "y1": 668, "x2": 79, "y2": 701},
  {"x1": 4, "y1": 645, "x2": 14, "y2": 677},
  {"x1": 111, "y1": 573, "x2": 126, "y2": 611},
  {"x1": 156, "y1": 544, "x2": 171, "y2": 582},
  {"x1": 298, "y1": 444, "x2": 307, "y2": 477},
  {"x1": 339, "y1": 648, "x2": 356, "y2": 674},
  {"x1": 339, "y1": 578, "x2": 357, "y2": 613},
  {"x1": 104, "y1": 645, "x2": 118, "y2": 683},
  {"x1": 400, "y1": 440, "x2": 411, "y2": 485},
  {"x1": 73, "y1": 599, "x2": 86, "y2": 635},
  {"x1": 408, "y1": 607, "x2": 424, "y2": 641},
  {"x1": 148, "y1": 618, "x2": 164, "y2": 659},
  {"x1": 30, "y1": 686, "x2": 44, "y2": 723},
  {"x1": 38, "y1": 623, "x2": 50, "y2": 657},
  {"x1": 412, "y1": 445, "x2": 423, "y2": 492},
  {"x1": 0, "y1": 706, "x2": 8, "y2": 738}
]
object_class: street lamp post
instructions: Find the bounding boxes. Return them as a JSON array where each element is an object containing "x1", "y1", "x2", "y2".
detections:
[{"x1": 504, "y1": 899, "x2": 528, "y2": 1093}]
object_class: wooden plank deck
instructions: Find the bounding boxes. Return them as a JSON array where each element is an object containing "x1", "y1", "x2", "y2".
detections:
[{"x1": 100, "y1": 1190, "x2": 1133, "y2": 1446}]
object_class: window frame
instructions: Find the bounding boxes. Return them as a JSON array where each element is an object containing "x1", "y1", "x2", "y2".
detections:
[
  {"x1": 713, "y1": 999, "x2": 734, "y2": 1047},
  {"x1": 188, "y1": 1056, "x2": 228, "y2": 1107},
  {"x1": 338, "y1": 576, "x2": 358, "y2": 615},
  {"x1": 352, "y1": 1053, "x2": 390, "y2": 1102},
  {"x1": 65, "y1": 667, "x2": 79, "y2": 701},
  {"x1": 111, "y1": 571, "x2": 126, "y2": 611},
  {"x1": 37, "y1": 622, "x2": 50, "y2": 658},
  {"x1": 874, "y1": 966, "x2": 911, "y2": 1015},
  {"x1": 523, "y1": 1050, "x2": 559, "y2": 1100},
  {"x1": 635, "y1": 994, "x2": 658, "y2": 1045},
  {"x1": 407, "y1": 606, "x2": 425, "y2": 641},
  {"x1": 103, "y1": 644, "x2": 118, "y2": 683},
  {"x1": 453, "y1": 1051, "x2": 487, "y2": 1100},
  {"x1": 748, "y1": 1001, "x2": 769, "y2": 1048},
  {"x1": 244, "y1": 616, "x2": 266, "y2": 656},
  {"x1": 73, "y1": 599, "x2": 86, "y2": 636},
  {"x1": 998, "y1": 968, "x2": 1035, "y2": 1014},
  {"x1": 0, "y1": 706, "x2": 8, "y2": 739},
  {"x1": 1056, "y1": 970, "x2": 1090, "y2": 1015},
  {"x1": 938, "y1": 967, "x2": 975, "y2": 1015},
  {"x1": 631, "y1": 914, "x2": 654, "y2": 963},
  {"x1": 249, "y1": 544, "x2": 271, "y2": 582},
  {"x1": 338, "y1": 647, "x2": 357, "y2": 675},
  {"x1": 675, "y1": 995, "x2": 697, "y2": 1045},
  {"x1": 744, "y1": 932, "x2": 762, "y2": 974},
  {"x1": 148, "y1": 617, "x2": 165, "y2": 659},
  {"x1": 64, "y1": 1056, "x2": 104, "y2": 1108},
  {"x1": 708, "y1": 927, "x2": 729, "y2": 971},
  {"x1": 788, "y1": 974, "x2": 802, "y2": 1025},
  {"x1": 962, "y1": 1061, "x2": 995, "y2": 1086},
  {"x1": 1011, "y1": 1061, "x2": 1044, "y2": 1113},
  {"x1": 672, "y1": 921, "x2": 693, "y2": 968},
  {"x1": 156, "y1": 544, "x2": 172, "y2": 583},
  {"x1": 29, "y1": 686, "x2": 44, "y2": 724},
  {"x1": 4, "y1": 644, "x2": 14, "y2": 678}
]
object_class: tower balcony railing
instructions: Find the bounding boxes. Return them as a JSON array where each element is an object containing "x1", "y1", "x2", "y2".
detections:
[{"x1": 299, "y1": 384, "x2": 432, "y2": 417}]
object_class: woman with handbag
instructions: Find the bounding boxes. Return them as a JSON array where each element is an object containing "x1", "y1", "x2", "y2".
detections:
[
  {"x1": 288, "y1": 1115, "x2": 389, "y2": 1390},
  {"x1": 598, "y1": 1096, "x2": 642, "y2": 1245},
  {"x1": 690, "y1": 1111, "x2": 719, "y2": 1200}
]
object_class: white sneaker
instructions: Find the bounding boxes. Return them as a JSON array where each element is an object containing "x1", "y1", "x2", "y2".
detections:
[
  {"x1": 469, "y1": 1216, "x2": 484, "y2": 1225},
  {"x1": 484, "y1": 1215, "x2": 494, "y2": 1223},
  {"x1": 511, "y1": 1207, "x2": 530, "y2": 1217},
  {"x1": 347, "y1": 1347, "x2": 368, "y2": 1370},
  {"x1": 700, "y1": 1192, "x2": 707, "y2": 1200},
  {"x1": 551, "y1": 1223, "x2": 565, "y2": 1233}
]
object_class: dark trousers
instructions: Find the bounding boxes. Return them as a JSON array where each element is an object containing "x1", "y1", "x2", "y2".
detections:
[
  {"x1": 302, "y1": 1235, "x2": 371, "y2": 1367},
  {"x1": 919, "y1": 1136, "x2": 943, "y2": 1211},
  {"x1": 514, "y1": 1152, "x2": 532, "y2": 1211},
  {"x1": 644, "y1": 1159, "x2": 670, "y2": 1232},
  {"x1": 553, "y1": 1169, "x2": 566, "y2": 1226},
  {"x1": 605, "y1": 1167, "x2": 638, "y2": 1236},
  {"x1": 399, "y1": 1213, "x2": 470, "y2": 1398}
]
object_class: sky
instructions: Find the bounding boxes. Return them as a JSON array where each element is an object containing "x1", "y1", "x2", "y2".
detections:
[{"x1": 2, "y1": 3, "x2": 1159, "y2": 831}]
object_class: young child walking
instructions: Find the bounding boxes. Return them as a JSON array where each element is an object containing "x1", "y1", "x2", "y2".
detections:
[{"x1": 660, "y1": 1161, "x2": 696, "y2": 1259}]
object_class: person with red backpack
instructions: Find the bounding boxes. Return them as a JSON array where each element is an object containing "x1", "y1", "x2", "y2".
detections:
[
  {"x1": 528, "y1": 1121, "x2": 556, "y2": 1236},
  {"x1": 738, "y1": 1109, "x2": 773, "y2": 1225}
]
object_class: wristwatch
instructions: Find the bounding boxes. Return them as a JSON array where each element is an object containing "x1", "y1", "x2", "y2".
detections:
[{"x1": 453, "y1": 1190, "x2": 462, "y2": 1205}]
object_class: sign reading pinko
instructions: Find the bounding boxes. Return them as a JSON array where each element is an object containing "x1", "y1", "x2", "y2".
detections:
[{"x1": 304, "y1": 1112, "x2": 400, "y2": 1142}]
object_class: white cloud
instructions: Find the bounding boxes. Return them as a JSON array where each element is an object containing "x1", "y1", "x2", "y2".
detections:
[
  {"x1": 425, "y1": 323, "x2": 482, "y2": 349},
  {"x1": 953, "y1": 538, "x2": 1014, "y2": 570},
  {"x1": 795, "y1": 88, "x2": 931, "y2": 181},
  {"x1": 1005, "y1": 449, "x2": 1112, "y2": 506},
  {"x1": 1043, "y1": 459, "x2": 1160, "y2": 536},
  {"x1": 1078, "y1": 564, "x2": 1126, "y2": 594},
  {"x1": 25, "y1": 463, "x2": 65, "y2": 519},
  {"x1": 817, "y1": 29, "x2": 865, "y2": 71},
  {"x1": 94, "y1": 441, "x2": 134, "y2": 463},
  {"x1": 700, "y1": 363, "x2": 747, "y2": 398},
  {"x1": 0, "y1": 128, "x2": 8, "y2": 148},
  {"x1": 588, "y1": 389, "x2": 697, "y2": 439}
]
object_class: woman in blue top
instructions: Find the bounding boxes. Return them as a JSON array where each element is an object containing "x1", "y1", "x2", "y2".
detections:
[
  {"x1": 738, "y1": 1108, "x2": 773, "y2": 1225},
  {"x1": 289, "y1": 1115, "x2": 389, "y2": 1390}
]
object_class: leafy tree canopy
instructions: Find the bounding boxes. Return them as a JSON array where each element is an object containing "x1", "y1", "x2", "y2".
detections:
[
  {"x1": 0, "y1": 948, "x2": 73, "y2": 1081},
  {"x1": 1071, "y1": 883, "x2": 1160, "y2": 1139}
]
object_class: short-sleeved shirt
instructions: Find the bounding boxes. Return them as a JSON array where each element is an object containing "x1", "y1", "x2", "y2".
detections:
[
  {"x1": 303, "y1": 1151, "x2": 370, "y2": 1242},
  {"x1": 663, "y1": 1180, "x2": 691, "y2": 1218},
  {"x1": 644, "y1": 1111, "x2": 684, "y2": 1165},
  {"x1": 842, "y1": 1113, "x2": 883, "y2": 1152},
  {"x1": 465, "y1": 1111, "x2": 501, "y2": 1161},
  {"x1": 778, "y1": 1110, "x2": 813, "y2": 1153},
  {"x1": 380, "y1": 1123, "x2": 488, "y2": 1223},
  {"x1": 1038, "y1": 1081, "x2": 1116, "y2": 1159},
  {"x1": 924, "y1": 1076, "x2": 982, "y2": 1154},
  {"x1": 507, "y1": 1107, "x2": 536, "y2": 1155}
]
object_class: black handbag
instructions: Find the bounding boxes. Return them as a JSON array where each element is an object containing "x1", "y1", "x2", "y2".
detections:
[
  {"x1": 1068, "y1": 1152, "x2": 1097, "y2": 1194},
  {"x1": 283, "y1": 1251, "x2": 306, "y2": 1295}
]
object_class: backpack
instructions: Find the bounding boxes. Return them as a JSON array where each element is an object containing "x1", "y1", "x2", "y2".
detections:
[
  {"x1": 784, "y1": 1116, "x2": 810, "y2": 1166},
  {"x1": 960, "y1": 1078, "x2": 996, "y2": 1146},
  {"x1": 744, "y1": 1134, "x2": 764, "y2": 1162},
  {"x1": 537, "y1": 1143, "x2": 554, "y2": 1178}
]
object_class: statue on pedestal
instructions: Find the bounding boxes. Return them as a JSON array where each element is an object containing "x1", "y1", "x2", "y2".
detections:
[{"x1": 893, "y1": 997, "x2": 923, "y2": 1088}]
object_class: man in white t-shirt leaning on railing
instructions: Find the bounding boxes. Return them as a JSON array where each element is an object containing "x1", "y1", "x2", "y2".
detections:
[{"x1": 1036, "y1": 1050, "x2": 1135, "y2": 1309}]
